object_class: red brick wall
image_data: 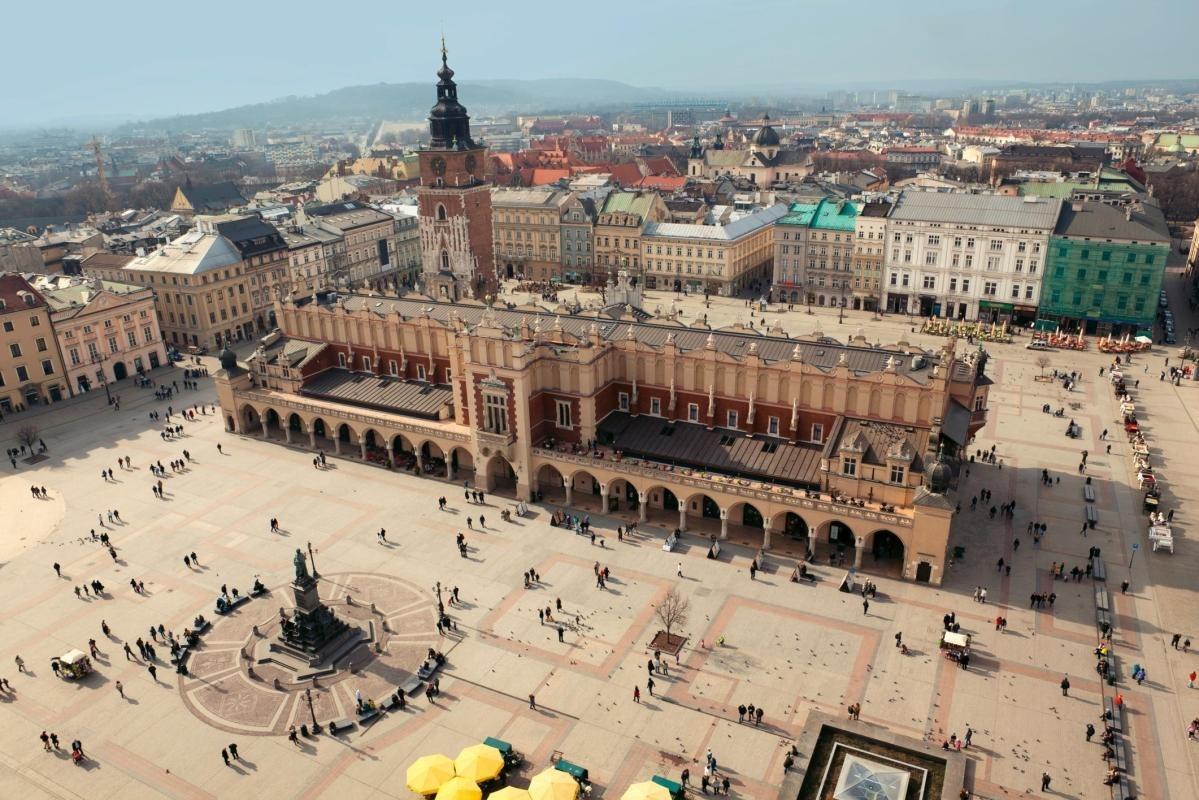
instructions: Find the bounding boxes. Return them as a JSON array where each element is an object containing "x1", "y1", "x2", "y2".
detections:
[
  {"x1": 471, "y1": 373, "x2": 517, "y2": 437},
  {"x1": 528, "y1": 392, "x2": 580, "y2": 445}
]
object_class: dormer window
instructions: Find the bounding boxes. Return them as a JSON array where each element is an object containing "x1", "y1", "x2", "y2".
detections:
[
  {"x1": 889, "y1": 465, "x2": 906, "y2": 484},
  {"x1": 842, "y1": 457, "x2": 857, "y2": 477}
]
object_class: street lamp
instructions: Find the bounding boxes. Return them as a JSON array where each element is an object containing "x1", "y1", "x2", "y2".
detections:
[
  {"x1": 90, "y1": 353, "x2": 111, "y2": 405},
  {"x1": 307, "y1": 540, "x2": 319, "y2": 579},
  {"x1": 305, "y1": 687, "x2": 322, "y2": 734}
]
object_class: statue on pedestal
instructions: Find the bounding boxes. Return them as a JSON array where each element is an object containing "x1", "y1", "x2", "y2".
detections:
[{"x1": 293, "y1": 549, "x2": 310, "y2": 583}]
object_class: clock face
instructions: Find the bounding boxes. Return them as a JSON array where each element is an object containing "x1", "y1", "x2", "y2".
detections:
[
  {"x1": 430, "y1": 157, "x2": 446, "y2": 176},
  {"x1": 465, "y1": 154, "x2": 477, "y2": 173}
]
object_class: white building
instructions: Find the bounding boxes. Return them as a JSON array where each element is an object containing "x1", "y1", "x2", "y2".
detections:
[{"x1": 882, "y1": 191, "x2": 1061, "y2": 322}]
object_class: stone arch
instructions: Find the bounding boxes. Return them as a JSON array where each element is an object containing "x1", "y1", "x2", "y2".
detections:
[
  {"x1": 867, "y1": 528, "x2": 906, "y2": 563},
  {"x1": 727, "y1": 500, "x2": 764, "y2": 530},
  {"x1": 419, "y1": 439, "x2": 445, "y2": 464},
  {"x1": 566, "y1": 469, "x2": 602, "y2": 509},
  {"x1": 773, "y1": 510, "x2": 811, "y2": 548},
  {"x1": 287, "y1": 412, "x2": 304, "y2": 432},
  {"x1": 336, "y1": 422, "x2": 357, "y2": 446},
  {"x1": 240, "y1": 403, "x2": 263, "y2": 432},
  {"x1": 361, "y1": 427, "x2": 387, "y2": 464},
  {"x1": 263, "y1": 407, "x2": 284, "y2": 436},
  {"x1": 536, "y1": 463, "x2": 567, "y2": 502},
  {"x1": 311, "y1": 417, "x2": 329, "y2": 440},
  {"x1": 449, "y1": 446, "x2": 474, "y2": 482},
  {"x1": 436, "y1": 203, "x2": 448, "y2": 221},
  {"x1": 681, "y1": 491, "x2": 723, "y2": 535},
  {"x1": 607, "y1": 476, "x2": 639, "y2": 513},
  {"x1": 391, "y1": 433, "x2": 416, "y2": 470},
  {"x1": 484, "y1": 453, "x2": 517, "y2": 497}
]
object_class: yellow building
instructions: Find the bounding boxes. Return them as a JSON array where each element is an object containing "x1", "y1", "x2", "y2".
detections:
[
  {"x1": 593, "y1": 191, "x2": 668, "y2": 281},
  {"x1": 641, "y1": 205, "x2": 786, "y2": 295},
  {"x1": 491, "y1": 187, "x2": 570, "y2": 281},
  {"x1": 0, "y1": 274, "x2": 70, "y2": 412}
]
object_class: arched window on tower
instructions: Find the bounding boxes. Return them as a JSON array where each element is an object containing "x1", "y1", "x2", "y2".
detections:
[
  {"x1": 436, "y1": 204, "x2": 448, "y2": 221},
  {"x1": 440, "y1": 250, "x2": 451, "y2": 272}
]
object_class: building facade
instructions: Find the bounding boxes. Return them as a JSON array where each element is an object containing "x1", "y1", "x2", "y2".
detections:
[
  {"x1": 773, "y1": 198, "x2": 862, "y2": 308},
  {"x1": 84, "y1": 219, "x2": 286, "y2": 350},
  {"x1": 641, "y1": 205, "x2": 786, "y2": 295},
  {"x1": 560, "y1": 194, "x2": 596, "y2": 283},
  {"x1": 1038, "y1": 201, "x2": 1170, "y2": 334},
  {"x1": 215, "y1": 292, "x2": 992, "y2": 587},
  {"x1": 491, "y1": 188, "x2": 570, "y2": 281},
  {"x1": 882, "y1": 192, "x2": 1060, "y2": 322},
  {"x1": 593, "y1": 191, "x2": 668, "y2": 282},
  {"x1": 40, "y1": 276, "x2": 166, "y2": 394},
  {"x1": 0, "y1": 275, "x2": 70, "y2": 412},
  {"x1": 418, "y1": 45, "x2": 494, "y2": 301},
  {"x1": 849, "y1": 202, "x2": 890, "y2": 311},
  {"x1": 303, "y1": 203, "x2": 397, "y2": 290}
]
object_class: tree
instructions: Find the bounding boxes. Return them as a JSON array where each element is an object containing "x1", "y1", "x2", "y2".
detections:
[
  {"x1": 654, "y1": 587, "x2": 690, "y2": 644},
  {"x1": 16, "y1": 424, "x2": 39, "y2": 451},
  {"x1": 1036, "y1": 356, "x2": 1050, "y2": 378}
]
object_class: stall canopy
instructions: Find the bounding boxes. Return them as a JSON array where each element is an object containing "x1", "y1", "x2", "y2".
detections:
[
  {"x1": 455, "y1": 745, "x2": 504, "y2": 783},
  {"x1": 435, "y1": 777, "x2": 482, "y2": 800},
  {"x1": 529, "y1": 769, "x2": 580, "y2": 800},
  {"x1": 407, "y1": 754, "x2": 456, "y2": 795},
  {"x1": 621, "y1": 782, "x2": 671, "y2": 800}
]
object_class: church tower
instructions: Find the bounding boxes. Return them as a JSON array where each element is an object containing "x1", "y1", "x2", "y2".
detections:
[{"x1": 417, "y1": 39, "x2": 493, "y2": 301}]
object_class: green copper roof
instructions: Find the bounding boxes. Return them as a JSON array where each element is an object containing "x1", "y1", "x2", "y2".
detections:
[
  {"x1": 600, "y1": 191, "x2": 657, "y2": 219},
  {"x1": 778, "y1": 197, "x2": 861, "y2": 231}
]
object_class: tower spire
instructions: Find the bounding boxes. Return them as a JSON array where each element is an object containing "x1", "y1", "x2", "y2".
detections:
[{"x1": 440, "y1": 34, "x2": 447, "y2": 67}]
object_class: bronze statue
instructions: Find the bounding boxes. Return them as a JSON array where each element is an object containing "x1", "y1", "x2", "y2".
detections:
[{"x1": 293, "y1": 548, "x2": 309, "y2": 582}]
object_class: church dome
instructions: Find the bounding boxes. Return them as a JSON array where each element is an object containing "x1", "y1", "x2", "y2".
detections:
[
  {"x1": 926, "y1": 458, "x2": 953, "y2": 494},
  {"x1": 428, "y1": 41, "x2": 474, "y2": 150},
  {"x1": 752, "y1": 114, "x2": 780, "y2": 147}
]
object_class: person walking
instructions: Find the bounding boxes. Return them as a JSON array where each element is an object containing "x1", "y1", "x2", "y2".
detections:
[
  {"x1": 1085, "y1": 723, "x2": 1095, "y2": 741},
  {"x1": 862, "y1": 599, "x2": 869, "y2": 615},
  {"x1": 229, "y1": 743, "x2": 239, "y2": 760},
  {"x1": 633, "y1": 685, "x2": 641, "y2": 703},
  {"x1": 221, "y1": 748, "x2": 230, "y2": 766},
  {"x1": 53, "y1": 562, "x2": 61, "y2": 577},
  {"x1": 1041, "y1": 772, "x2": 1051, "y2": 791},
  {"x1": 529, "y1": 694, "x2": 536, "y2": 710},
  {"x1": 148, "y1": 663, "x2": 158, "y2": 682},
  {"x1": 677, "y1": 562, "x2": 683, "y2": 578},
  {"x1": 115, "y1": 680, "x2": 124, "y2": 698},
  {"x1": 895, "y1": 632, "x2": 902, "y2": 648},
  {"x1": 1060, "y1": 676, "x2": 1070, "y2": 696},
  {"x1": 14, "y1": 655, "x2": 25, "y2": 673},
  {"x1": 647, "y1": 676, "x2": 655, "y2": 696}
]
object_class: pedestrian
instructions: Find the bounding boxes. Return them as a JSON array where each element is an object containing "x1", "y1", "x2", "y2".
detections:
[
  {"x1": 980, "y1": 588, "x2": 987, "y2": 603},
  {"x1": 558, "y1": 625, "x2": 565, "y2": 643},
  {"x1": 1085, "y1": 722, "x2": 1094, "y2": 741},
  {"x1": 41, "y1": 731, "x2": 51, "y2": 751},
  {"x1": 53, "y1": 562, "x2": 61, "y2": 577},
  {"x1": 1171, "y1": 633, "x2": 1182, "y2": 649},
  {"x1": 738, "y1": 704, "x2": 746, "y2": 722},
  {"x1": 229, "y1": 743, "x2": 239, "y2": 760},
  {"x1": 115, "y1": 680, "x2": 124, "y2": 698},
  {"x1": 721, "y1": 777, "x2": 730, "y2": 796},
  {"x1": 633, "y1": 685, "x2": 641, "y2": 703},
  {"x1": 217, "y1": 444, "x2": 223, "y2": 454},
  {"x1": 148, "y1": 663, "x2": 158, "y2": 681},
  {"x1": 755, "y1": 707, "x2": 763, "y2": 725},
  {"x1": 895, "y1": 632, "x2": 902, "y2": 648},
  {"x1": 1060, "y1": 676, "x2": 1070, "y2": 696},
  {"x1": 221, "y1": 748, "x2": 230, "y2": 766},
  {"x1": 862, "y1": 599, "x2": 869, "y2": 615},
  {"x1": 529, "y1": 693, "x2": 536, "y2": 709},
  {"x1": 1041, "y1": 772, "x2": 1051, "y2": 791},
  {"x1": 647, "y1": 677, "x2": 655, "y2": 696},
  {"x1": 677, "y1": 562, "x2": 683, "y2": 577},
  {"x1": 1120, "y1": 579, "x2": 1129, "y2": 594},
  {"x1": 14, "y1": 655, "x2": 25, "y2": 673},
  {"x1": 1188, "y1": 670, "x2": 1196, "y2": 688}
]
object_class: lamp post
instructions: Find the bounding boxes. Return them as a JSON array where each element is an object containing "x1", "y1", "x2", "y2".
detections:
[
  {"x1": 307, "y1": 540, "x2": 319, "y2": 579},
  {"x1": 90, "y1": 353, "x2": 111, "y2": 405},
  {"x1": 305, "y1": 687, "x2": 321, "y2": 734}
]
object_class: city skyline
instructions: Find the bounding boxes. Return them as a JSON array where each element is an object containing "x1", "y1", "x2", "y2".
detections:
[{"x1": 2, "y1": 0, "x2": 1199, "y2": 129}]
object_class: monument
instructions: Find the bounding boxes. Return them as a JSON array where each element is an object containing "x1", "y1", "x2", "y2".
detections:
[{"x1": 278, "y1": 549, "x2": 348, "y2": 654}]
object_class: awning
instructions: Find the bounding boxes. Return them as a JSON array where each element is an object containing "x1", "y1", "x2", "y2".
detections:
[{"x1": 942, "y1": 400, "x2": 972, "y2": 446}]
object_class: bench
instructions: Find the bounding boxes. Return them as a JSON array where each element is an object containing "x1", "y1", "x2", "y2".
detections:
[
  {"x1": 192, "y1": 620, "x2": 212, "y2": 636},
  {"x1": 327, "y1": 718, "x2": 356, "y2": 735},
  {"x1": 356, "y1": 706, "x2": 382, "y2": 725},
  {"x1": 380, "y1": 693, "x2": 405, "y2": 711},
  {"x1": 170, "y1": 645, "x2": 191, "y2": 666},
  {"x1": 1103, "y1": 697, "x2": 1123, "y2": 733},
  {"x1": 1095, "y1": 587, "x2": 1110, "y2": 612},
  {"x1": 1096, "y1": 607, "x2": 1112, "y2": 633},
  {"x1": 1092, "y1": 558, "x2": 1107, "y2": 582},
  {"x1": 417, "y1": 659, "x2": 441, "y2": 681},
  {"x1": 1084, "y1": 485, "x2": 1096, "y2": 502},
  {"x1": 399, "y1": 676, "x2": 423, "y2": 696},
  {"x1": 1085, "y1": 505, "x2": 1098, "y2": 526},
  {"x1": 215, "y1": 594, "x2": 250, "y2": 615}
]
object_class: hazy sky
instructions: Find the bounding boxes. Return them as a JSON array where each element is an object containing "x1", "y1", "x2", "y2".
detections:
[{"x1": 3, "y1": 0, "x2": 1197, "y2": 128}]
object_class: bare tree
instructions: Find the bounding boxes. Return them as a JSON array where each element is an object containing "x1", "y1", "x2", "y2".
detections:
[
  {"x1": 654, "y1": 587, "x2": 690, "y2": 644},
  {"x1": 1036, "y1": 356, "x2": 1050, "y2": 378},
  {"x1": 16, "y1": 424, "x2": 39, "y2": 451}
]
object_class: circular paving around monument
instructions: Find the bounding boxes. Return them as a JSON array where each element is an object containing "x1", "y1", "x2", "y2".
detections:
[{"x1": 178, "y1": 573, "x2": 440, "y2": 735}]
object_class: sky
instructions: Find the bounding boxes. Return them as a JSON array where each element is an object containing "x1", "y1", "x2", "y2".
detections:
[{"x1": 2, "y1": 0, "x2": 1197, "y2": 129}]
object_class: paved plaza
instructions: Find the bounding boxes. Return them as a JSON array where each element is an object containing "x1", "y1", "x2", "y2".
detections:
[{"x1": 1, "y1": 271, "x2": 1198, "y2": 800}]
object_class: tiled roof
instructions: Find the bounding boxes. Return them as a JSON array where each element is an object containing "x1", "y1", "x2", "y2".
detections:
[
  {"x1": 0, "y1": 274, "x2": 47, "y2": 313},
  {"x1": 181, "y1": 182, "x2": 246, "y2": 211},
  {"x1": 318, "y1": 294, "x2": 942, "y2": 382},
  {"x1": 889, "y1": 191, "x2": 1061, "y2": 229},
  {"x1": 596, "y1": 412, "x2": 823, "y2": 488},
  {"x1": 1053, "y1": 201, "x2": 1170, "y2": 243},
  {"x1": 302, "y1": 368, "x2": 453, "y2": 419},
  {"x1": 633, "y1": 175, "x2": 687, "y2": 192}
]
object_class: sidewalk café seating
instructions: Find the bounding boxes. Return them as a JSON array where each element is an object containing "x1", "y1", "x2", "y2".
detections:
[
  {"x1": 484, "y1": 737, "x2": 524, "y2": 770},
  {"x1": 651, "y1": 776, "x2": 685, "y2": 800}
]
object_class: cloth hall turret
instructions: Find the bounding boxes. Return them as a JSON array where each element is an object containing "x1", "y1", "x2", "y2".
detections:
[{"x1": 417, "y1": 40, "x2": 494, "y2": 301}]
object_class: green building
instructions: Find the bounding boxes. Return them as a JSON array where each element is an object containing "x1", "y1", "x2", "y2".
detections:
[{"x1": 1038, "y1": 201, "x2": 1170, "y2": 335}]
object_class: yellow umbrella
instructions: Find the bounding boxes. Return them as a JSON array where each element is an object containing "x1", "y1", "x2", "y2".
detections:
[
  {"x1": 529, "y1": 769, "x2": 579, "y2": 800},
  {"x1": 407, "y1": 754, "x2": 456, "y2": 795},
  {"x1": 455, "y1": 744, "x2": 505, "y2": 783},
  {"x1": 621, "y1": 783, "x2": 670, "y2": 800},
  {"x1": 436, "y1": 776, "x2": 482, "y2": 800},
  {"x1": 490, "y1": 789, "x2": 532, "y2": 800}
]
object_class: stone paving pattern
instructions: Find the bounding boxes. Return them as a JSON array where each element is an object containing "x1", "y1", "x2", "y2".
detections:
[{"x1": 0, "y1": 270, "x2": 1197, "y2": 800}]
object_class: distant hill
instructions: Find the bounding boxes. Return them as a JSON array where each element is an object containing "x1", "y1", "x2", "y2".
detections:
[{"x1": 123, "y1": 79, "x2": 673, "y2": 132}]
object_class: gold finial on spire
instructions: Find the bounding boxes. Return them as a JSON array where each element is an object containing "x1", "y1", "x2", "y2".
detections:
[{"x1": 440, "y1": 34, "x2": 448, "y2": 65}]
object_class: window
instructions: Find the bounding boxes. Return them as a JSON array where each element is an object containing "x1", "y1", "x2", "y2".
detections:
[
  {"x1": 30, "y1": 316, "x2": 40, "y2": 327},
  {"x1": 901, "y1": 274, "x2": 910, "y2": 288},
  {"x1": 1, "y1": 321, "x2": 11, "y2": 333},
  {"x1": 556, "y1": 400, "x2": 573, "y2": 428},
  {"x1": 143, "y1": 325, "x2": 153, "y2": 342},
  {"x1": 842, "y1": 457, "x2": 857, "y2": 476},
  {"x1": 127, "y1": 331, "x2": 138, "y2": 348},
  {"x1": 1080, "y1": 249, "x2": 1089, "y2": 260},
  {"x1": 889, "y1": 465, "x2": 905, "y2": 483},
  {"x1": 953, "y1": 236, "x2": 962, "y2": 247},
  {"x1": 1145, "y1": 254, "x2": 1155, "y2": 265},
  {"x1": 1101, "y1": 251, "x2": 1111, "y2": 262},
  {"x1": 16, "y1": 365, "x2": 29, "y2": 382},
  {"x1": 108, "y1": 337, "x2": 119, "y2": 354},
  {"x1": 1025, "y1": 285, "x2": 1034, "y2": 300},
  {"x1": 983, "y1": 281, "x2": 997, "y2": 296},
  {"x1": 811, "y1": 423, "x2": 823, "y2": 442},
  {"x1": 687, "y1": 403, "x2": 699, "y2": 422},
  {"x1": 922, "y1": 275, "x2": 935, "y2": 289},
  {"x1": 361, "y1": 356, "x2": 372, "y2": 372},
  {"x1": 949, "y1": 278, "x2": 957, "y2": 292},
  {"x1": 416, "y1": 364, "x2": 426, "y2": 381},
  {"x1": 41, "y1": 359, "x2": 54, "y2": 376},
  {"x1": 889, "y1": 273, "x2": 898, "y2": 286},
  {"x1": 337, "y1": 352, "x2": 347, "y2": 368},
  {"x1": 650, "y1": 397, "x2": 661, "y2": 416},
  {"x1": 767, "y1": 416, "x2": 779, "y2": 436},
  {"x1": 1029, "y1": 259, "x2": 1038, "y2": 274},
  {"x1": 1015, "y1": 259, "x2": 1023, "y2": 272},
  {"x1": 68, "y1": 348, "x2": 80, "y2": 366},
  {"x1": 989, "y1": 240, "x2": 1003, "y2": 252},
  {"x1": 727, "y1": 410, "x2": 738, "y2": 429},
  {"x1": 924, "y1": 252, "x2": 938, "y2": 266},
  {"x1": 484, "y1": 394, "x2": 508, "y2": 434},
  {"x1": 9, "y1": 343, "x2": 21, "y2": 358},
  {"x1": 1126, "y1": 252, "x2": 1136, "y2": 263},
  {"x1": 35, "y1": 337, "x2": 47, "y2": 352},
  {"x1": 964, "y1": 254, "x2": 973, "y2": 268},
  {"x1": 618, "y1": 392, "x2": 629, "y2": 411},
  {"x1": 1017, "y1": 241, "x2": 1027, "y2": 253},
  {"x1": 1011, "y1": 285, "x2": 1020, "y2": 299}
]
